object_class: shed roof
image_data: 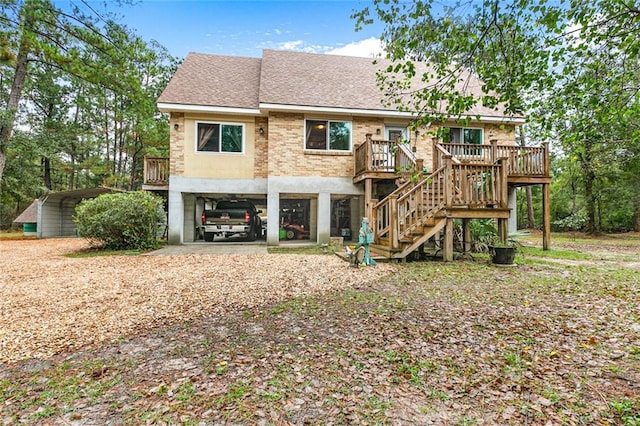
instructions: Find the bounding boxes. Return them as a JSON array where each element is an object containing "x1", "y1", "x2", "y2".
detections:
[
  {"x1": 13, "y1": 199, "x2": 38, "y2": 224},
  {"x1": 40, "y1": 187, "x2": 123, "y2": 204}
]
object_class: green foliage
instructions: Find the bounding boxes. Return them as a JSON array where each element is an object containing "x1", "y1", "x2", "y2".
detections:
[
  {"x1": 354, "y1": 0, "x2": 640, "y2": 233},
  {"x1": 0, "y1": 0, "x2": 177, "y2": 226},
  {"x1": 552, "y1": 211, "x2": 587, "y2": 232},
  {"x1": 74, "y1": 191, "x2": 164, "y2": 250},
  {"x1": 468, "y1": 219, "x2": 498, "y2": 253}
]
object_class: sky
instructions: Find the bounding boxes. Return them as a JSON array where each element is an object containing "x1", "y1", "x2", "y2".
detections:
[{"x1": 111, "y1": 0, "x2": 386, "y2": 59}]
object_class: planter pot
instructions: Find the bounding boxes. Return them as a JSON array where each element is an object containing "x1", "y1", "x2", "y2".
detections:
[{"x1": 490, "y1": 246, "x2": 516, "y2": 265}]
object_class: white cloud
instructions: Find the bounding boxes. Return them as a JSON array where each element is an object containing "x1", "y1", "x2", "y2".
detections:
[
  {"x1": 256, "y1": 37, "x2": 385, "y2": 58},
  {"x1": 326, "y1": 37, "x2": 384, "y2": 58},
  {"x1": 280, "y1": 40, "x2": 305, "y2": 50}
]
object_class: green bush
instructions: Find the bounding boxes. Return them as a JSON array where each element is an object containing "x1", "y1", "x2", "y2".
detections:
[{"x1": 74, "y1": 191, "x2": 165, "y2": 250}]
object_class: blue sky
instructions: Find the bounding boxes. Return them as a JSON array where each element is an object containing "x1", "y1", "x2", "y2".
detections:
[{"x1": 114, "y1": 0, "x2": 385, "y2": 59}]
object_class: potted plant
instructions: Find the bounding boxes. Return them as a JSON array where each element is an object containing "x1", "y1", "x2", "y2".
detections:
[{"x1": 488, "y1": 232, "x2": 525, "y2": 265}]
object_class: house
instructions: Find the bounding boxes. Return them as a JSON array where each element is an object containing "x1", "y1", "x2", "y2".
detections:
[{"x1": 149, "y1": 49, "x2": 550, "y2": 260}]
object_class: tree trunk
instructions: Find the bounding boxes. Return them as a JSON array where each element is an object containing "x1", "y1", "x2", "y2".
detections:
[
  {"x1": 42, "y1": 157, "x2": 52, "y2": 190},
  {"x1": 584, "y1": 168, "x2": 597, "y2": 233},
  {"x1": 0, "y1": 6, "x2": 33, "y2": 185},
  {"x1": 525, "y1": 186, "x2": 535, "y2": 228},
  {"x1": 633, "y1": 195, "x2": 640, "y2": 232}
]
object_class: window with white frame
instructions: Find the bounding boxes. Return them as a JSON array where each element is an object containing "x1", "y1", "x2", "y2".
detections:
[
  {"x1": 442, "y1": 127, "x2": 483, "y2": 144},
  {"x1": 305, "y1": 120, "x2": 352, "y2": 151},
  {"x1": 196, "y1": 122, "x2": 244, "y2": 153}
]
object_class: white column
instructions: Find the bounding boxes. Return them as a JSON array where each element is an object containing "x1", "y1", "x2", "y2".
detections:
[
  {"x1": 317, "y1": 192, "x2": 331, "y2": 245},
  {"x1": 508, "y1": 187, "x2": 518, "y2": 234},
  {"x1": 266, "y1": 191, "x2": 280, "y2": 246},
  {"x1": 168, "y1": 189, "x2": 184, "y2": 245},
  {"x1": 183, "y1": 193, "x2": 196, "y2": 242}
]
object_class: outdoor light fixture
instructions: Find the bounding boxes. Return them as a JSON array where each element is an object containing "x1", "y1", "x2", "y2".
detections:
[
  {"x1": 259, "y1": 127, "x2": 264, "y2": 135},
  {"x1": 174, "y1": 123, "x2": 179, "y2": 130},
  {"x1": 376, "y1": 128, "x2": 381, "y2": 135}
]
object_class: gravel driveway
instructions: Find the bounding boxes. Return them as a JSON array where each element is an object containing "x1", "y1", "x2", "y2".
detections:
[{"x1": 0, "y1": 238, "x2": 394, "y2": 363}]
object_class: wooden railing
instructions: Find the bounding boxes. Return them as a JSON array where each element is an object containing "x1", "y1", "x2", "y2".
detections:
[
  {"x1": 450, "y1": 160, "x2": 507, "y2": 208},
  {"x1": 373, "y1": 156, "x2": 509, "y2": 249},
  {"x1": 433, "y1": 141, "x2": 549, "y2": 178},
  {"x1": 373, "y1": 165, "x2": 448, "y2": 249},
  {"x1": 143, "y1": 157, "x2": 169, "y2": 185},
  {"x1": 355, "y1": 134, "x2": 417, "y2": 177},
  {"x1": 496, "y1": 145, "x2": 548, "y2": 176}
]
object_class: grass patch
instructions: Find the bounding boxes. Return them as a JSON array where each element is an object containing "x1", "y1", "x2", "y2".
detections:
[
  {"x1": 0, "y1": 231, "x2": 36, "y2": 240},
  {"x1": 518, "y1": 246, "x2": 595, "y2": 261},
  {"x1": 65, "y1": 248, "x2": 150, "y2": 258},
  {"x1": 267, "y1": 244, "x2": 335, "y2": 255}
]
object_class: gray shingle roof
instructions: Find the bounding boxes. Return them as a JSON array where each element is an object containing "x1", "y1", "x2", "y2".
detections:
[
  {"x1": 157, "y1": 50, "x2": 519, "y2": 119},
  {"x1": 259, "y1": 49, "x2": 389, "y2": 111},
  {"x1": 158, "y1": 53, "x2": 261, "y2": 109}
]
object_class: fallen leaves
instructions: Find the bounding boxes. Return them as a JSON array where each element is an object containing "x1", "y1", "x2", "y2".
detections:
[
  {"x1": 1, "y1": 235, "x2": 639, "y2": 424},
  {"x1": 0, "y1": 238, "x2": 395, "y2": 363}
]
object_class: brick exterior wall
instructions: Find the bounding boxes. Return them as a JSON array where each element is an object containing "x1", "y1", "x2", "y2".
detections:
[
  {"x1": 267, "y1": 112, "x2": 374, "y2": 178},
  {"x1": 168, "y1": 111, "x2": 519, "y2": 179},
  {"x1": 169, "y1": 112, "x2": 185, "y2": 175},
  {"x1": 254, "y1": 117, "x2": 269, "y2": 178}
]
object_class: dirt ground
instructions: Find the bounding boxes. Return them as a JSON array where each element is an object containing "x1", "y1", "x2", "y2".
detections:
[
  {"x1": 1, "y1": 235, "x2": 639, "y2": 425},
  {"x1": 0, "y1": 238, "x2": 394, "y2": 363}
]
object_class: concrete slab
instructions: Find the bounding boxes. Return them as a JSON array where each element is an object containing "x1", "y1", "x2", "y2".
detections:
[{"x1": 147, "y1": 241, "x2": 268, "y2": 255}]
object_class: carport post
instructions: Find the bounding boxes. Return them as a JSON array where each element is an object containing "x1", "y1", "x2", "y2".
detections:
[
  {"x1": 317, "y1": 192, "x2": 331, "y2": 245},
  {"x1": 266, "y1": 191, "x2": 280, "y2": 246},
  {"x1": 167, "y1": 190, "x2": 184, "y2": 244}
]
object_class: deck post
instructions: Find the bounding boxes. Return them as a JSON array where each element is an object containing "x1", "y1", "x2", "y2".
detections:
[
  {"x1": 432, "y1": 137, "x2": 440, "y2": 171},
  {"x1": 543, "y1": 182, "x2": 551, "y2": 250},
  {"x1": 444, "y1": 218, "x2": 454, "y2": 261},
  {"x1": 365, "y1": 178, "x2": 373, "y2": 226},
  {"x1": 389, "y1": 194, "x2": 399, "y2": 249},
  {"x1": 490, "y1": 139, "x2": 498, "y2": 163},
  {"x1": 499, "y1": 158, "x2": 508, "y2": 209},
  {"x1": 543, "y1": 142, "x2": 550, "y2": 176},
  {"x1": 365, "y1": 134, "x2": 373, "y2": 172},
  {"x1": 444, "y1": 156, "x2": 453, "y2": 208},
  {"x1": 143, "y1": 155, "x2": 148, "y2": 184},
  {"x1": 498, "y1": 218, "x2": 508, "y2": 244}
]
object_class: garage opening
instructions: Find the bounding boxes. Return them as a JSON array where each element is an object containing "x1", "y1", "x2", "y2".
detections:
[{"x1": 279, "y1": 199, "x2": 310, "y2": 241}]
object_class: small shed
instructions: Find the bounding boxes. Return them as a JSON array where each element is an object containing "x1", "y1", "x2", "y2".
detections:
[
  {"x1": 12, "y1": 199, "x2": 39, "y2": 235},
  {"x1": 38, "y1": 187, "x2": 123, "y2": 238}
]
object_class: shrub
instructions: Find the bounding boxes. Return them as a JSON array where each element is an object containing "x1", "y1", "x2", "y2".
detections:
[
  {"x1": 74, "y1": 191, "x2": 165, "y2": 250},
  {"x1": 469, "y1": 219, "x2": 498, "y2": 253}
]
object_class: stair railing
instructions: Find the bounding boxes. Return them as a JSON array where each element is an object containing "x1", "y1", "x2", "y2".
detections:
[
  {"x1": 373, "y1": 156, "x2": 509, "y2": 249},
  {"x1": 373, "y1": 165, "x2": 447, "y2": 249}
]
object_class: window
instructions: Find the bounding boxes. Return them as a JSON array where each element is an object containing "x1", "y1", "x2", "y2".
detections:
[
  {"x1": 441, "y1": 127, "x2": 483, "y2": 144},
  {"x1": 196, "y1": 122, "x2": 243, "y2": 153},
  {"x1": 305, "y1": 120, "x2": 351, "y2": 151}
]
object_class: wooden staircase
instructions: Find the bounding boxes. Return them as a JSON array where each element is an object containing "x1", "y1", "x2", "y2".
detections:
[{"x1": 368, "y1": 143, "x2": 515, "y2": 260}]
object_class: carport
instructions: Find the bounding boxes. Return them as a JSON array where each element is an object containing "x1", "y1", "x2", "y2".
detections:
[{"x1": 37, "y1": 187, "x2": 123, "y2": 238}]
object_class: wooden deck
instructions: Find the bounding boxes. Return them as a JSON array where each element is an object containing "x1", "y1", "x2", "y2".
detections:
[
  {"x1": 141, "y1": 157, "x2": 169, "y2": 191},
  {"x1": 355, "y1": 137, "x2": 551, "y2": 260}
]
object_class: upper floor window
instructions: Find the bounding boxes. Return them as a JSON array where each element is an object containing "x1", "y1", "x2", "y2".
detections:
[
  {"x1": 442, "y1": 127, "x2": 483, "y2": 144},
  {"x1": 196, "y1": 122, "x2": 244, "y2": 153},
  {"x1": 305, "y1": 120, "x2": 351, "y2": 151}
]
